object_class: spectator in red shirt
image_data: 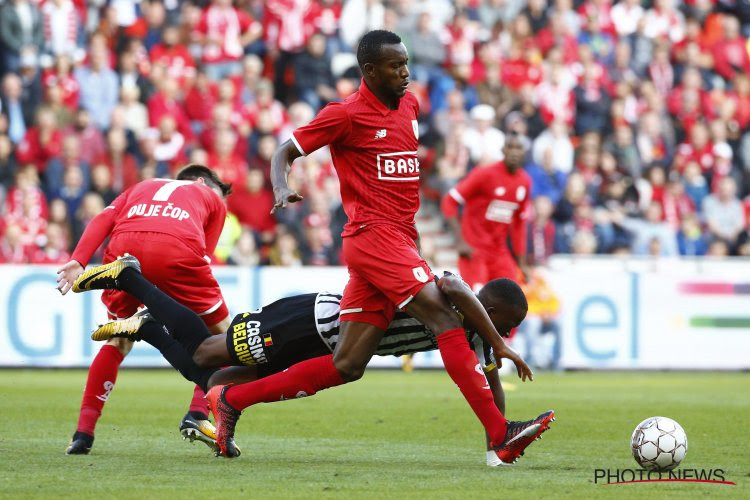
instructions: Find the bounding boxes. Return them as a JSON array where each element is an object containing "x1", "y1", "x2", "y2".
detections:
[
  {"x1": 207, "y1": 128, "x2": 247, "y2": 187},
  {"x1": 5, "y1": 185, "x2": 48, "y2": 251},
  {"x1": 184, "y1": 68, "x2": 218, "y2": 129},
  {"x1": 196, "y1": 0, "x2": 262, "y2": 81},
  {"x1": 149, "y1": 24, "x2": 196, "y2": 85},
  {"x1": 265, "y1": 0, "x2": 320, "y2": 103},
  {"x1": 536, "y1": 14, "x2": 579, "y2": 63},
  {"x1": 147, "y1": 76, "x2": 193, "y2": 143},
  {"x1": 16, "y1": 106, "x2": 63, "y2": 174},
  {"x1": 147, "y1": 115, "x2": 186, "y2": 171},
  {"x1": 95, "y1": 128, "x2": 140, "y2": 193},
  {"x1": 42, "y1": 55, "x2": 79, "y2": 111},
  {"x1": 0, "y1": 222, "x2": 31, "y2": 263},
  {"x1": 29, "y1": 221, "x2": 71, "y2": 263},
  {"x1": 62, "y1": 108, "x2": 106, "y2": 166},
  {"x1": 4, "y1": 164, "x2": 48, "y2": 220},
  {"x1": 673, "y1": 121, "x2": 716, "y2": 175},
  {"x1": 654, "y1": 172, "x2": 695, "y2": 231},
  {"x1": 728, "y1": 74, "x2": 750, "y2": 131},
  {"x1": 244, "y1": 78, "x2": 288, "y2": 135},
  {"x1": 227, "y1": 167, "x2": 276, "y2": 238},
  {"x1": 712, "y1": 14, "x2": 750, "y2": 82}
]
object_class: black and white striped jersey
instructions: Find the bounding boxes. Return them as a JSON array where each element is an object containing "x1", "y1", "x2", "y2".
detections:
[{"x1": 314, "y1": 293, "x2": 490, "y2": 364}]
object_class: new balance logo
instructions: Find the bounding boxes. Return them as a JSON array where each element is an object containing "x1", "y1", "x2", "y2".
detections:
[
  {"x1": 96, "y1": 381, "x2": 114, "y2": 402},
  {"x1": 374, "y1": 129, "x2": 387, "y2": 139}
]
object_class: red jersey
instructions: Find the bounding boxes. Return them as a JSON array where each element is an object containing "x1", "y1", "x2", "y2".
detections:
[
  {"x1": 442, "y1": 162, "x2": 531, "y2": 257},
  {"x1": 71, "y1": 179, "x2": 226, "y2": 266},
  {"x1": 291, "y1": 80, "x2": 421, "y2": 239}
]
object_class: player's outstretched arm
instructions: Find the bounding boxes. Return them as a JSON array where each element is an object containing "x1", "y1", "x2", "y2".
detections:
[
  {"x1": 436, "y1": 274, "x2": 533, "y2": 381},
  {"x1": 270, "y1": 139, "x2": 304, "y2": 213}
]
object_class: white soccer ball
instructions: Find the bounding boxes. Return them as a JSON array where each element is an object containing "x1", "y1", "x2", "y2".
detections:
[{"x1": 630, "y1": 416, "x2": 688, "y2": 471}]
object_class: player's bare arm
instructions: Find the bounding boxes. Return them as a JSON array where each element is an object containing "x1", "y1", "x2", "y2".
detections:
[
  {"x1": 437, "y1": 274, "x2": 533, "y2": 382},
  {"x1": 445, "y1": 216, "x2": 473, "y2": 258},
  {"x1": 270, "y1": 139, "x2": 304, "y2": 213},
  {"x1": 484, "y1": 367, "x2": 505, "y2": 451}
]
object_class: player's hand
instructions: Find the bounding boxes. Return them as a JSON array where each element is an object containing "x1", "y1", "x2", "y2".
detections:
[
  {"x1": 56, "y1": 260, "x2": 84, "y2": 295},
  {"x1": 271, "y1": 186, "x2": 304, "y2": 213},
  {"x1": 456, "y1": 240, "x2": 473, "y2": 258},
  {"x1": 493, "y1": 344, "x2": 534, "y2": 382}
]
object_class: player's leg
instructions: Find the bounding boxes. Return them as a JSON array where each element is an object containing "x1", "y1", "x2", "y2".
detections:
[
  {"x1": 406, "y1": 282, "x2": 554, "y2": 463},
  {"x1": 208, "y1": 275, "x2": 389, "y2": 457},
  {"x1": 73, "y1": 246, "x2": 230, "y2": 449},
  {"x1": 154, "y1": 247, "x2": 231, "y2": 434},
  {"x1": 405, "y1": 282, "x2": 510, "y2": 443},
  {"x1": 66, "y1": 336, "x2": 133, "y2": 455},
  {"x1": 67, "y1": 241, "x2": 140, "y2": 455},
  {"x1": 111, "y1": 258, "x2": 230, "y2": 447},
  {"x1": 206, "y1": 366, "x2": 259, "y2": 387}
]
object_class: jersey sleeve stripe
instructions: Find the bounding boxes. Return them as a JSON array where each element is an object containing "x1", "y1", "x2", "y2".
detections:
[
  {"x1": 197, "y1": 299, "x2": 224, "y2": 316},
  {"x1": 290, "y1": 133, "x2": 307, "y2": 156},
  {"x1": 397, "y1": 295, "x2": 414, "y2": 309},
  {"x1": 448, "y1": 187, "x2": 466, "y2": 205},
  {"x1": 340, "y1": 307, "x2": 363, "y2": 314}
]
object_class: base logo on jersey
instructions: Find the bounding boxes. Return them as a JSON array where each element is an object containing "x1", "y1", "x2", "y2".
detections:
[
  {"x1": 231, "y1": 319, "x2": 268, "y2": 365},
  {"x1": 412, "y1": 120, "x2": 419, "y2": 139},
  {"x1": 485, "y1": 199, "x2": 518, "y2": 223},
  {"x1": 376, "y1": 151, "x2": 420, "y2": 181},
  {"x1": 263, "y1": 333, "x2": 273, "y2": 346}
]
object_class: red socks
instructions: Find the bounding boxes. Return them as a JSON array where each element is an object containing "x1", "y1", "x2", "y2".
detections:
[
  {"x1": 436, "y1": 328, "x2": 507, "y2": 447},
  {"x1": 189, "y1": 385, "x2": 209, "y2": 417},
  {"x1": 76, "y1": 344, "x2": 124, "y2": 435},
  {"x1": 225, "y1": 354, "x2": 344, "y2": 410}
]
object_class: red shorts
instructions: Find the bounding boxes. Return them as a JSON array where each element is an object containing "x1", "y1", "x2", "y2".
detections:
[
  {"x1": 458, "y1": 252, "x2": 520, "y2": 292},
  {"x1": 340, "y1": 224, "x2": 434, "y2": 330},
  {"x1": 101, "y1": 232, "x2": 229, "y2": 326}
]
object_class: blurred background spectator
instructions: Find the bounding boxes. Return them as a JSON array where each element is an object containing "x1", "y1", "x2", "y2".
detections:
[{"x1": 3, "y1": 0, "x2": 750, "y2": 268}]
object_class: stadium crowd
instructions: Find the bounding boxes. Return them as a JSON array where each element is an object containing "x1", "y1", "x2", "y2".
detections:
[{"x1": 3, "y1": 0, "x2": 750, "y2": 266}]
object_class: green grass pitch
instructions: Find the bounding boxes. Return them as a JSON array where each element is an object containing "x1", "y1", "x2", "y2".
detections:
[{"x1": 1, "y1": 369, "x2": 748, "y2": 498}]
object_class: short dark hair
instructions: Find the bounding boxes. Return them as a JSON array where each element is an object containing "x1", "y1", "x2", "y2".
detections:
[
  {"x1": 479, "y1": 278, "x2": 528, "y2": 310},
  {"x1": 356, "y1": 30, "x2": 402, "y2": 70},
  {"x1": 176, "y1": 164, "x2": 232, "y2": 196}
]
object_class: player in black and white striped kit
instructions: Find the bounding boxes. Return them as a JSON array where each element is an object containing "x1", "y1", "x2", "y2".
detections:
[{"x1": 84, "y1": 267, "x2": 525, "y2": 465}]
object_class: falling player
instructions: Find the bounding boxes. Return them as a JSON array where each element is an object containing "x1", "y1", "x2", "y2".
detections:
[{"x1": 73, "y1": 254, "x2": 545, "y2": 466}]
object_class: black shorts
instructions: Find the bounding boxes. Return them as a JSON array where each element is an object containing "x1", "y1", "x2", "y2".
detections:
[{"x1": 225, "y1": 293, "x2": 331, "y2": 376}]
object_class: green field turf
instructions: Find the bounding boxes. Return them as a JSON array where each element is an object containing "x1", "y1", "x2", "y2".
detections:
[{"x1": 1, "y1": 369, "x2": 747, "y2": 499}]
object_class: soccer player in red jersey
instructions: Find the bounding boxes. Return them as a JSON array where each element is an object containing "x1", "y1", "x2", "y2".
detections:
[
  {"x1": 207, "y1": 30, "x2": 554, "y2": 464},
  {"x1": 441, "y1": 135, "x2": 532, "y2": 291},
  {"x1": 56, "y1": 164, "x2": 232, "y2": 455}
]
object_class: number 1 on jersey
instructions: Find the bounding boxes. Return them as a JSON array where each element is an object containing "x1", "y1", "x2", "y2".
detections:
[{"x1": 152, "y1": 180, "x2": 194, "y2": 201}]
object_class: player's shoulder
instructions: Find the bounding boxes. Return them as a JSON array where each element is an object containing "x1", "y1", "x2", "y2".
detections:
[
  {"x1": 403, "y1": 91, "x2": 419, "y2": 112},
  {"x1": 402, "y1": 91, "x2": 418, "y2": 106}
]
